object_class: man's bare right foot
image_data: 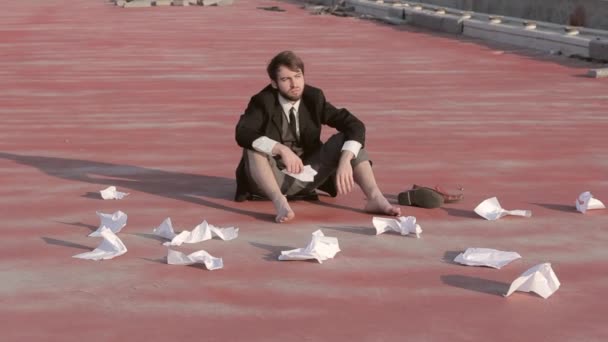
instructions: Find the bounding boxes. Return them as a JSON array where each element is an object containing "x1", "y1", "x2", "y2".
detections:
[
  {"x1": 364, "y1": 195, "x2": 401, "y2": 216},
  {"x1": 273, "y1": 196, "x2": 295, "y2": 223}
]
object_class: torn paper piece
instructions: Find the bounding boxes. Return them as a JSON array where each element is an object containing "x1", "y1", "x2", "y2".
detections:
[
  {"x1": 281, "y1": 165, "x2": 318, "y2": 182},
  {"x1": 454, "y1": 248, "x2": 521, "y2": 269},
  {"x1": 167, "y1": 249, "x2": 223, "y2": 270},
  {"x1": 278, "y1": 230, "x2": 340, "y2": 263},
  {"x1": 505, "y1": 263, "x2": 560, "y2": 299},
  {"x1": 575, "y1": 191, "x2": 605, "y2": 214},
  {"x1": 89, "y1": 210, "x2": 128, "y2": 237},
  {"x1": 474, "y1": 197, "x2": 531, "y2": 220},
  {"x1": 73, "y1": 227, "x2": 127, "y2": 260},
  {"x1": 373, "y1": 216, "x2": 422, "y2": 238},
  {"x1": 99, "y1": 186, "x2": 129, "y2": 200},
  {"x1": 153, "y1": 218, "x2": 239, "y2": 246}
]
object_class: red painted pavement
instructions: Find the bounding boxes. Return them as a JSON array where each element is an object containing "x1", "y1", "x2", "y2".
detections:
[{"x1": 1, "y1": 0, "x2": 607, "y2": 341}]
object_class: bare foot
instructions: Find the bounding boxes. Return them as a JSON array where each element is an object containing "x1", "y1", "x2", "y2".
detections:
[
  {"x1": 364, "y1": 195, "x2": 401, "y2": 216},
  {"x1": 273, "y1": 196, "x2": 295, "y2": 223}
]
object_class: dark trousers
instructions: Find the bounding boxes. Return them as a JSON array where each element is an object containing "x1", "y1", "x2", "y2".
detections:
[{"x1": 243, "y1": 133, "x2": 369, "y2": 197}]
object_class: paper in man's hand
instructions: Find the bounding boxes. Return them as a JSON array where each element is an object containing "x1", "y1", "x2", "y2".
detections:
[{"x1": 281, "y1": 165, "x2": 317, "y2": 182}]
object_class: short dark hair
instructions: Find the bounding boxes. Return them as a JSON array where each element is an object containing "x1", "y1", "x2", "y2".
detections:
[{"x1": 266, "y1": 51, "x2": 305, "y2": 81}]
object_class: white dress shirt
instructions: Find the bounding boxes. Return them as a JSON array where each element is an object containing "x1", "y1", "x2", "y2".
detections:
[{"x1": 251, "y1": 94, "x2": 362, "y2": 158}]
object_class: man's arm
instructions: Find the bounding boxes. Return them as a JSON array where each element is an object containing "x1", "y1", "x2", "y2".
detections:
[
  {"x1": 314, "y1": 88, "x2": 366, "y2": 194},
  {"x1": 251, "y1": 137, "x2": 303, "y2": 174},
  {"x1": 237, "y1": 97, "x2": 303, "y2": 174},
  {"x1": 235, "y1": 96, "x2": 268, "y2": 149},
  {"x1": 317, "y1": 89, "x2": 366, "y2": 147}
]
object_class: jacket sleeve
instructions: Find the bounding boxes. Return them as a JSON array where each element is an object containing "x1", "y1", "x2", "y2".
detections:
[
  {"x1": 318, "y1": 89, "x2": 366, "y2": 147},
  {"x1": 235, "y1": 95, "x2": 268, "y2": 149}
]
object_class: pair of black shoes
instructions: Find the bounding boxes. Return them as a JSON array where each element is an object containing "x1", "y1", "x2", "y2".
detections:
[{"x1": 398, "y1": 186, "x2": 446, "y2": 209}]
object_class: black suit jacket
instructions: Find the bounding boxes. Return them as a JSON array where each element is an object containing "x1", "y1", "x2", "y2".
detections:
[{"x1": 234, "y1": 84, "x2": 366, "y2": 201}]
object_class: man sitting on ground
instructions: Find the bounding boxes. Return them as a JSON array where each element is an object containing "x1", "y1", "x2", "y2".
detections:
[{"x1": 234, "y1": 50, "x2": 400, "y2": 223}]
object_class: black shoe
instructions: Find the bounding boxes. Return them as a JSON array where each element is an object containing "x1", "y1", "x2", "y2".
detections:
[{"x1": 398, "y1": 187, "x2": 444, "y2": 208}]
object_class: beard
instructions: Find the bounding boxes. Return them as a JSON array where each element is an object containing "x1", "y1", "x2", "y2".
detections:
[{"x1": 279, "y1": 87, "x2": 302, "y2": 101}]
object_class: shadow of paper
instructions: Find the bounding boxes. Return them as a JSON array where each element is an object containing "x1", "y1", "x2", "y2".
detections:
[
  {"x1": 442, "y1": 251, "x2": 463, "y2": 265},
  {"x1": 530, "y1": 202, "x2": 577, "y2": 213},
  {"x1": 249, "y1": 241, "x2": 295, "y2": 261},
  {"x1": 132, "y1": 233, "x2": 167, "y2": 243},
  {"x1": 55, "y1": 221, "x2": 97, "y2": 232},
  {"x1": 308, "y1": 199, "x2": 367, "y2": 215},
  {"x1": 141, "y1": 257, "x2": 167, "y2": 265},
  {"x1": 42, "y1": 237, "x2": 91, "y2": 250},
  {"x1": 441, "y1": 207, "x2": 480, "y2": 219},
  {"x1": 441, "y1": 274, "x2": 509, "y2": 297},
  {"x1": 81, "y1": 192, "x2": 102, "y2": 200},
  {"x1": 319, "y1": 225, "x2": 376, "y2": 236}
]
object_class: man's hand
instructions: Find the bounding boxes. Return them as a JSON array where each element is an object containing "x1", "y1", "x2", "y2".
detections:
[
  {"x1": 336, "y1": 151, "x2": 355, "y2": 195},
  {"x1": 273, "y1": 144, "x2": 303, "y2": 174}
]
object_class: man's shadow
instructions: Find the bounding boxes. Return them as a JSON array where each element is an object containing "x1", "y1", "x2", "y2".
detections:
[{"x1": 0, "y1": 152, "x2": 272, "y2": 221}]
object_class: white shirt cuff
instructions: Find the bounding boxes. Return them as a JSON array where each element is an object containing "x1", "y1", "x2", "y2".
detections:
[
  {"x1": 252, "y1": 136, "x2": 279, "y2": 156},
  {"x1": 341, "y1": 140, "x2": 362, "y2": 158}
]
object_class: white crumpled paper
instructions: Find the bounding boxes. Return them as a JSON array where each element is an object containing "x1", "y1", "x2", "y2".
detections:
[
  {"x1": 153, "y1": 218, "x2": 239, "y2": 246},
  {"x1": 89, "y1": 210, "x2": 128, "y2": 237},
  {"x1": 278, "y1": 230, "x2": 340, "y2": 263},
  {"x1": 474, "y1": 197, "x2": 532, "y2": 220},
  {"x1": 281, "y1": 165, "x2": 318, "y2": 182},
  {"x1": 73, "y1": 227, "x2": 127, "y2": 260},
  {"x1": 99, "y1": 186, "x2": 129, "y2": 200},
  {"x1": 575, "y1": 191, "x2": 605, "y2": 214},
  {"x1": 167, "y1": 249, "x2": 223, "y2": 270},
  {"x1": 453, "y1": 248, "x2": 521, "y2": 269},
  {"x1": 372, "y1": 216, "x2": 422, "y2": 238},
  {"x1": 505, "y1": 263, "x2": 560, "y2": 299}
]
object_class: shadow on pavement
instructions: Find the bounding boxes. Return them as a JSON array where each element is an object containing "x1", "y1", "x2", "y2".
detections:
[
  {"x1": 441, "y1": 274, "x2": 509, "y2": 297},
  {"x1": 320, "y1": 225, "x2": 376, "y2": 236},
  {"x1": 442, "y1": 250, "x2": 463, "y2": 265},
  {"x1": 1, "y1": 152, "x2": 272, "y2": 222},
  {"x1": 530, "y1": 202, "x2": 578, "y2": 213},
  {"x1": 42, "y1": 237, "x2": 91, "y2": 250},
  {"x1": 54, "y1": 220, "x2": 97, "y2": 232},
  {"x1": 249, "y1": 241, "x2": 295, "y2": 261},
  {"x1": 441, "y1": 207, "x2": 479, "y2": 219}
]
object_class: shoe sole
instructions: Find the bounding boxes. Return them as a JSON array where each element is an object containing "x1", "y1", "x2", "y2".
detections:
[{"x1": 398, "y1": 188, "x2": 444, "y2": 208}]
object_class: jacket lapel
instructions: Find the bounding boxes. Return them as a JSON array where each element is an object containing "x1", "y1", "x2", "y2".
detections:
[
  {"x1": 297, "y1": 101, "x2": 311, "y2": 144},
  {"x1": 269, "y1": 94, "x2": 284, "y2": 141}
]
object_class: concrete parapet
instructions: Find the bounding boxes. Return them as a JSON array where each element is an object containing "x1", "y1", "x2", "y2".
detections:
[
  {"x1": 406, "y1": 9, "x2": 464, "y2": 34},
  {"x1": 587, "y1": 67, "x2": 608, "y2": 77},
  {"x1": 301, "y1": 0, "x2": 608, "y2": 60},
  {"x1": 589, "y1": 39, "x2": 608, "y2": 60},
  {"x1": 463, "y1": 19, "x2": 590, "y2": 57},
  {"x1": 406, "y1": 0, "x2": 608, "y2": 31},
  {"x1": 347, "y1": 0, "x2": 395, "y2": 19}
]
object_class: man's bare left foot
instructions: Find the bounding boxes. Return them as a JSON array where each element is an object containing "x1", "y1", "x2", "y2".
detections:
[
  {"x1": 364, "y1": 195, "x2": 401, "y2": 216},
  {"x1": 273, "y1": 196, "x2": 295, "y2": 223}
]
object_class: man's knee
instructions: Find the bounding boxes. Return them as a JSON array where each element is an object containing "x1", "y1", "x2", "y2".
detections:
[
  {"x1": 245, "y1": 148, "x2": 268, "y2": 160},
  {"x1": 352, "y1": 149, "x2": 370, "y2": 167}
]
